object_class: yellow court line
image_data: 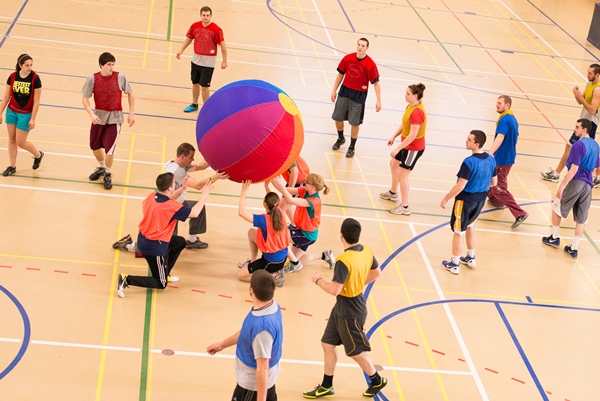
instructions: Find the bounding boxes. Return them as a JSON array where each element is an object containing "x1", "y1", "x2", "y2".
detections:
[
  {"x1": 513, "y1": 171, "x2": 551, "y2": 225},
  {"x1": 486, "y1": 0, "x2": 580, "y2": 86},
  {"x1": 0, "y1": 253, "x2": 112, "y2": 266},
  {"x1": 67, "y1": 0, "x2": 168, "y2": 12},
  {"x1": 419, "y1": 41, "x2": 467, "y2": 105},
  {"x1": 143, "y1": 0, "x2": 157, "y2": 71},
  {"x1": 95, "y1": 133, "x2": 137, "y2": 401},
  {"x1": 135, "y1": 149, "x2": 163, "y2": 154},
  {"x1": 274, "y1": 2, "x2": 306, "y2": 87},
  {"x1": 291, "y1": 0, "x2": 330, "y2": 90},
  {"x1": 324, "y1": 153, "x2": 347, "y2": 215}
]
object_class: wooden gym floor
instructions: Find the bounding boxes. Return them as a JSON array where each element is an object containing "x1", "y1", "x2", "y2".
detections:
[{"x1": 1, "y1": 0, "x2": 600, "y2": 400}]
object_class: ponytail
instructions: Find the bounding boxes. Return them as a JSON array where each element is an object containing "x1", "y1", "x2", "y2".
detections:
[{"x1": 264, "y1": 192, "x2": 284, "y2": 231}]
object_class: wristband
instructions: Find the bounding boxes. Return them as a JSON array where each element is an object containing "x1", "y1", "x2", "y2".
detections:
[
  {"x1": 209, "y1": 176, "x2": 215, "y2": 183},
  {"x1": 315, "y1": 278, "x2": 322, "y2": 285}
]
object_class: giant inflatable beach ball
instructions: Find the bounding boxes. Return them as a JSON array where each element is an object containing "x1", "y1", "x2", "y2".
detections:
[{"x1": 196, "y1": 80, "x2": 304, "y2": 183}]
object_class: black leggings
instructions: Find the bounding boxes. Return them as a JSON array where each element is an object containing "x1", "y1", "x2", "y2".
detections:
[{"x1": 127, "y1": 235, "x2": 186, "y2": 289}]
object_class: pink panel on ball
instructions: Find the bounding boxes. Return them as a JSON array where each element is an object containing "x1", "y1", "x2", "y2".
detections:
[
  {"x1": 199, "y1": 102, "x2": 285, "y2": 171},
  {"x1": 223, "y1": 113, "x2": 299, "y2": 182}
]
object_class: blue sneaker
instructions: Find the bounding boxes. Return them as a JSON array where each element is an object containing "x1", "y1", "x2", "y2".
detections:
[
  {"x1": 183, "y1": 104, "x2": 199, "y2": 113},
  {"x1": 459, "y1": 255, "x2": 476, "y2": 268},
  {"x1": 542, "y1": 235, "x2": 560, "y2": 248},
  {"x1": 564, "y1": 245, "x2": 578, "y2": 259},
  {"x1": 441, "y1": 260, "x2": 459, "y2": 275}
]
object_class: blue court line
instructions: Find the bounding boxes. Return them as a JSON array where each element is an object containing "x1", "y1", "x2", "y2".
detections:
[
  {"x1": 495, "y1": 303, "x2": 549, "y2": 400},
  {"x1": 337, "y1": 0, "x2": 356, "y2": 33},
  {"x1": 0, "y1": 0, "x2": 29, "y2": 48},
  {"x1": 526, "y1": 0, "x2": 600, "y2": 63},
  {"x1": 265, "y1": 1, "x2": 592, "y2": 111},
  {"x1": 526, "y1": 296, "x2": 533, "y2": 303},
  {"x1": 0, "y1": 285, "x2": 31, "y2": 380}
]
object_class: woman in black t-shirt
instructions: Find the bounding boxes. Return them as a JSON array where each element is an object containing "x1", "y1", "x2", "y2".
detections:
[{"x1": 0, "y1": 54, "x2": 44, "y2": 176}]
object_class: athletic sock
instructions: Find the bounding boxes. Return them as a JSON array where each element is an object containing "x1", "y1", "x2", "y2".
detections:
[
  {"x1": 451, "y1": 255, "x2": 460, "y2": 264},
  {"x1": 99, "y1": 160, "x2": 106, "y2": 168},
  {"x1": 322, "y1": 374, "x2": 333, "y2": 389},
  {"x1": 337, "y1": 130, "x2": 344, "y2": 140},
  {"x1": 350, "y1": 137, "x2": 357, "y2": 148},
  {"x1": 105, "y1": 168, "x2": 111, "y2": 174},
  {"x1": 467, "y1": 249, "x2": 475, "y2": 258},
  {"x1": 552, "y1": 226, "x2": 560, "y2": 239},
  {"x1": 369, "y1": 372, "x2": 382, "y2": 385},
  {"x1": 389, "y1": 191, "x2": 397, "y2": 195},
  {"x1": 290, "y1": 260, "x2": 300, "y2": 267},
  {"x1": 572, "y1": 236, "x2": 582, "y2": 250},
  {"x1": 126, "y1": 243, "x2": 136, "y2": 252},
  {"x1": 188, "y1": 235, "x2": 198, "y2": 242}
]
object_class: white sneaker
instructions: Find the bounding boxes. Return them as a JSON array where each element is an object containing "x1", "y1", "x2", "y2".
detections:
[
  {"x1": 389, "y1": 205, "x2": 411, "y2": 215},
  {"x1": 379, "y1": 191, "x2": 399, "y2": 201},
  {"x1": 594, "y1": 177, "x2": 600, "y2": 188},
  {"x1": 284, "y1": 261, "x2": 303, "y2": 273},
  {"x1": 323, "y1": 249, "x2": 335, "y2": 268},
  {"x1": 167, "y1": 275, "x2": 179, "y2": 283},
  {"x1": 540, "y1": 168, "x2": 559, "y2": 182}
]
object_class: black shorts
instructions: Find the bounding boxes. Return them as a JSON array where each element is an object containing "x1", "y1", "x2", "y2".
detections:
[
  {"x1": 568, "y1": 121, "x2": 597, "y2": 145},
  {"x1": 290, "y1": 228, "x2": 316, "y2": 252},
  {"x1": 450, "y1": 199, "x2": 485, "y2": 233},
  {"x1": 395, "y1": 148, "x2": 424, "y2": 170},
  {"x1": 321, "y1": 308, "x2": 371, "y2": 357},
  {"x1": 231, "y1": 384, "x2": 277, "y2": 401},
  {"x1": 191, "y1": 62, "x2": 214, "y2": 87},
  {"x1": 248, "y1": 256, "x2": 286, "y2": 274}
]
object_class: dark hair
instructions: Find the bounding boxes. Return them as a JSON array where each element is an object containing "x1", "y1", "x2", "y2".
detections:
[
  {"x1": 16, "y1": 54, "x2": 32, "y2": 72},
  {"x1": 470, "y1": 130, "x2": 487, "y2": 148},
  {"x1": 358, "y1": 37, "x2": 369, "y2": 47},
  {"x1": 590, "y1": 64, "x2": 600, "y2": 75},
  {"x1": 99, "y1": 52, "x2": 116, "y2": 67},
  {"x1": 156, "y1": 172, "x2": 174, "y2": 191},
  {"x1": 578, "y1": 118, "x2": 593, "y2": 133},
  {"x1": 264, "y1": 192, "x2": 284, "y2": 231},
  {"x1": 498, "y1": 95, "x2": 512, "y2": 107},
  {"x1": 408, "y1": 83, "x2": 426, "y2": 100},
  {"x1": 200, "y1": 6, "x2": 212, "y2": 14},
  {"x1": 341, "y1": 218, "x2": 361, "y2": 244},
  {"x1": 250, "y1": 270, "x2": 276, "y2": 301},
  {"x1": 176, "y1": 142, "x2": 195, "y2": 157}
]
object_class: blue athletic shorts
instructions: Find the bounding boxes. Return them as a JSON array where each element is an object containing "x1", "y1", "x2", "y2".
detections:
[{"x1": 5, "y1": 108, "x2": 32, "y2": 132}]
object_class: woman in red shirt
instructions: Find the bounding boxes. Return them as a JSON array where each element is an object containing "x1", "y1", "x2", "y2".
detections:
[
  {"x1": 0, "y1": 54, "x2": 44, "y2": 176},
  {"x1": 380, "y1": 83, "x2": 427, "y2": 216}
]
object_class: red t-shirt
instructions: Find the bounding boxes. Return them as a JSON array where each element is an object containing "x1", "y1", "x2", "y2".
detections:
[
  {"x1": 186, "y1": 22, "x2": 224, "y2": 56},
  {"x1": 403, "y1": 108, "x2": 426, "y2": 151},
  {"x1": 337, "y1": 53, "x2": 379, "y2": 92}
]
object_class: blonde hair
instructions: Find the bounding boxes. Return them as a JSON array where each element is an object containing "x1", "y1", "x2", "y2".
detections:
[{"x1": 306, "y1": 173, "x2": 330, "y2": 195}]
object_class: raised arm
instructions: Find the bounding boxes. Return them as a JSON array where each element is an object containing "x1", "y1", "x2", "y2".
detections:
[{"x1": 238, "y1": 180, "x2": 254, "y2": 223}]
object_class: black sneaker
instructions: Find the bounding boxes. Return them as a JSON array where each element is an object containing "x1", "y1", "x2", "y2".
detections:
[
  {"x1": 564, "y1": 245, "x2": 578, "y2": 259},
  {"x1": 112, "y1": 234, "x2": 132, "y2": 250},
  {"x1": 103, "y1": 172, "x2": 113, "y2": 190},
  {"x1": 89, "y1": 167, "x2": 106, "y2": 181},
  {"x1": 346, "y1": 147, "x2": 355, "y2": 158},
  {"x1": 332, "y1": 138, "x2": 346, "y2": 150},
  {"x1": 363, "y1": 377, "x2": 388, "y2": 398},
  {"x1": 32, "y1": 151, "x2": 44, "y2": 170},
  {"x1": 2, "y1": 166, "x2": 16, "y2": 176},
  {"x1": 302, "y1": 384, "x2": 335, "y2": 399},
  {"x1": 511, "y1": 213, "x2": 528, "y2": 229},
  {"x1": 117, "y1": 273, "x2": 129, "y2": 298}
]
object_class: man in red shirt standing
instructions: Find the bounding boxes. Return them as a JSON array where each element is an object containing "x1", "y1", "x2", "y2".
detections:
[
  {"x1": 331, "y1": 38, "x2": 381, "y2": 158},
  {"x1": 177, "y1": 6, "x2": 228, "y2": 113},
  {"x1": 82, "y1": 52, "x2": 135, "y2": 190}
]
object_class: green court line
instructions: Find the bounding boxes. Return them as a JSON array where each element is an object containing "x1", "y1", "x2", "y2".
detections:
[
  {"x1": 405, "y1": 0, "x2": 464, "y2": 75},
  {"x1": 584, "y1": 231, "x2": 600, "y2": 255},
  {"x1": 166, "y1": 0, "x2": 173, "y2": 42},
  {"x1": 139, "y1": 287, "x2": 152, "y2": 401}
]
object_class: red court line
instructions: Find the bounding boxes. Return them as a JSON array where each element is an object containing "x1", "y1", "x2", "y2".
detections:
[
  {"x1": 0, "y1": 265, "x2": 12, "y2": 268},
  {"x1": 218, "y1": 294, "x2": 232, "y2": 299},
  {"x1": 405, "y1": 341, "x2": 419, "y2": 347},
  {"x1": 81, "y1": 273, "x2": 96, "y2": 277},
  {"x1": 458, "y1": 358, "x2": 466, "y2": 362},
  {"x1": 167, "y1": 285, "x2": 178, "y2": 289},
  {"x1": 439, "y1": 0, "x2": 568, "y2": 143},
  {"x1": 298, "y1": 312, "x2": 312, "y2": 317},
  {"x1": 485, "y1": 368, "x2": 499, "y2": 374},
  {"x1": 511, "y1": 377, "x2": 525, "y2": 384},
  {"x1": 432, "y1": 349, "x2": 445, "y2": 355},
  {"x1": 54, "y1": 270, "x2": 68, "y2": 274},
  {"x1": 191, "y1": 289, "x2": 205, "y2": 293},
  {"x1": 26, "y1": 267, "x2": 40, "y2": 271}
]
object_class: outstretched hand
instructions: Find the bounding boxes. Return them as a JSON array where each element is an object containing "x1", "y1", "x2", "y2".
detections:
[{"x1": 241, "y1": 180, "x2": 252, "y2": 194}]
